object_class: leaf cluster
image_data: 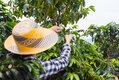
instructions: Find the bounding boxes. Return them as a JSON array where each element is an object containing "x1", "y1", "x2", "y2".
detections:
[
  {"x1": 9, "y1": 0, "x2": 95, "y2": 26},
  {"x1": 87, "y1": 22, "x2": 119, "y2": 77},
  {"x1": 87, "y1": 22, "x2": 119, "y2": 58}
]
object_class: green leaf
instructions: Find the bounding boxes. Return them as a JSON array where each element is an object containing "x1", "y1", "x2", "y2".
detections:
[
  {"x1": 31, "y1": 60, "x2": 42, "y2": 68},
  {"x1": 69, "y1": 73, "x2": 74, "y2": 80},
  {"x1": 0, "y1": 72, "x2": 3, "y2": 78},
  {"x1": 73, "y1": 73, "x2": 80, "y2": 80},
  {"x1": 90, "y1": 61, "x2": 97, "y2": 68},
  {"x1": 31, "y1": 66, "x2": 39, "y2": 80},
  {"x1": 89, "y1": 6, "x2": 95, "y2": 12}
]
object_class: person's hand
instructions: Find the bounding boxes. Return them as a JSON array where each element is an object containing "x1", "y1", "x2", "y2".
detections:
[
  {"x1": 50, "y1": 26, "x2": 63, "y2": 32},
  {"x1": 65, "y1": 34, "x2": 73, "y2": 44}
]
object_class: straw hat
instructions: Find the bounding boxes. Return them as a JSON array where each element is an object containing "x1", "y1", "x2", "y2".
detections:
[{"x1": 4, "y1": 19, "x2": 58, "y2": 55}]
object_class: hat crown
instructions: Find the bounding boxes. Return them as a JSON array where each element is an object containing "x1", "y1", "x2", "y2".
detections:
[
  {"x1": 12, "y1": 19, "x2": 39, "y2": 37},
  {"x1": 11, "y1": 19, "x2": 47, "y2": 51}
]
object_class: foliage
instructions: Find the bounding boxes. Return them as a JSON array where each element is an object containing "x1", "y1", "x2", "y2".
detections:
[
  {"x1": 9, "y1": 0, "x2": 95, "y2": 26},
  {"x1": 0, "y1": 0, "x2": 118, "y2": 80},
  {"x1": 0, "y1": 0, "x2": 16, "y2": 57},
  {"x1": 87, "y1": 22, "x2": 119, "y2": 58},
  {"x1": 87, "y1": 22, "x2": 119, "y2": 77},
  {"x1": 0, "y1": 55, "x2": 44, "y2": 80}
]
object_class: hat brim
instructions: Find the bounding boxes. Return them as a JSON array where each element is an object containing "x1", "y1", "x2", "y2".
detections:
[{"x1": 4, "y1": 28, "x2": 58, "y2": 55}]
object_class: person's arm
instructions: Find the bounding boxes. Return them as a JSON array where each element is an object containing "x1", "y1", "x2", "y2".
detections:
[{"x1": 40, "y1": 35, "x2": 73, "y2": 80}]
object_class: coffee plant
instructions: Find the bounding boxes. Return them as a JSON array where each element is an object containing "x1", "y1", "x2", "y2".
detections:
[{"x1": 0, "y1": 0, "x2": 118, "y2": 80}]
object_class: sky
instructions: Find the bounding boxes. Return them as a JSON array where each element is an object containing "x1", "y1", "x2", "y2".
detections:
[{"x1": 78, "y1": 0, "x2": 119, "y2": 30}]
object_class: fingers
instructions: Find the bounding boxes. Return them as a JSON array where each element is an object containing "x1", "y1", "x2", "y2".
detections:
[
  {"x1": 51, "y1": 26, "x2": 63, "y2": 32},
  {"x1": 65, "y1": 34, "x2": 73, "y2": 44},
  {"x1": 56, "y1": 29, "x2": 62, "y2": 32},
  {"x1": 56, "y1": 27, "x2": 63, "y2": 32}
]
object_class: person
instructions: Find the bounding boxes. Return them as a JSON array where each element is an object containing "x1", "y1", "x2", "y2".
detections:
[{"x1": 4, "y1": 19, "x2": 73, "y2": 80}]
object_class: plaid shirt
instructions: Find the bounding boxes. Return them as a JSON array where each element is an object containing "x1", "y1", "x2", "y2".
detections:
[
  {"x1": 40, "y1": 43, "x2": 71, "y2": 80},
  {"x1": 7, "y1": 43, "x2": 71, "y2": 80}
]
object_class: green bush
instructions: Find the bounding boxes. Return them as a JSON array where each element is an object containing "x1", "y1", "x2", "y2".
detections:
[{"x1": 87, "y1": 22, "x2": 119, "y2": 77}]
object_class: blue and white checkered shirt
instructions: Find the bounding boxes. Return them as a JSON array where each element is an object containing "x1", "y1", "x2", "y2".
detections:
[{"x1": 40, "y1": 43, "x2": 71, "y2": 80}]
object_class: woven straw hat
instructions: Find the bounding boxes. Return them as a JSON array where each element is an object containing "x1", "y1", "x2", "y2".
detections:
[{"x1": 4, "y1": 19, "x2": 58, "y2": 55}]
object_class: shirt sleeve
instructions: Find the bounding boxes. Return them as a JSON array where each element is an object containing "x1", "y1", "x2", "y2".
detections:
[{"x1": 40, "y1": 43, "x2": 71, "y2": 80}]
